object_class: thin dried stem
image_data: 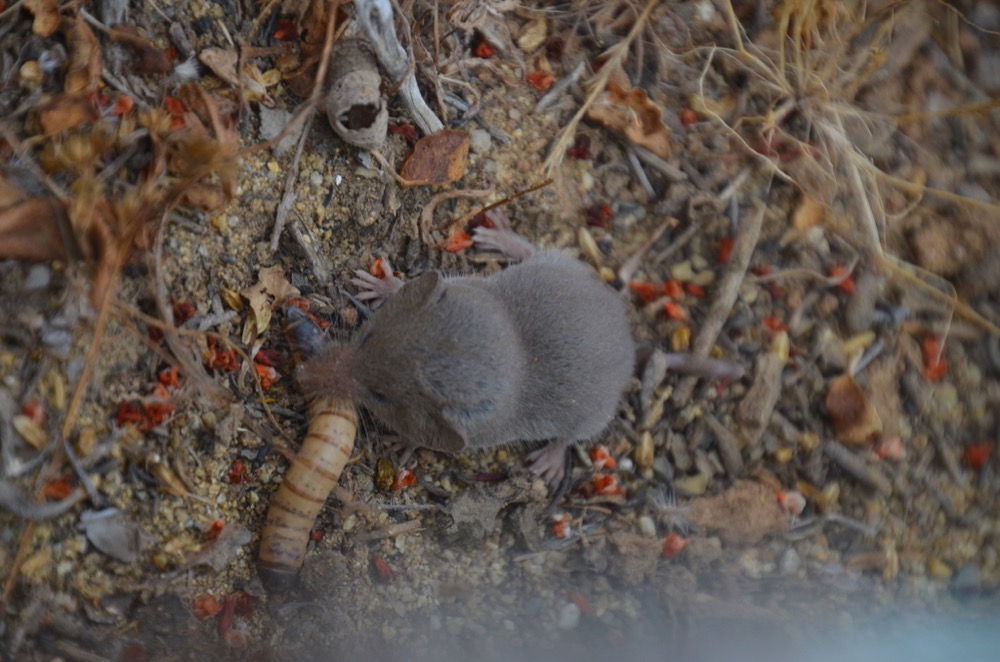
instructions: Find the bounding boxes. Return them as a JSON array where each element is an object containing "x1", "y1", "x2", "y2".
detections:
[
  {"x1": 543, "y1": 0, "x2": 659, "y2": 177},
  {"x1": 269, "y1": 3, "x2": 341, "y2": 250},
  {"x1": 672, "y1": 191, "x2": 769, "y2": 406}
]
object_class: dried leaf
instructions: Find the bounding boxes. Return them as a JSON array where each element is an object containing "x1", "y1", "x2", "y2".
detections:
[
  {"x1": 171, "y1": 84, "x2": 241, "y2": 205},
  {"x1": 62, "y1": 18, "x2": 102, "y2": 95},
  {"x1": 241, "y1": 266, "x2": 300, "y2": 336},
  {"x1": 178, "y1": 183, "x2": 229, "y2": 211},
  {"x1": 399, "y1": 129, "x2": 469, "y2": 186},
  {"x1": 220, "y1": 288, "x2": 243, "y2": 310},
  {"x1": 824, "y1": 374, "x2": 882, "y2": 445},
  {"x1": 198, "y1": 48, "x2": 273, "y2": 105},
  {"x1": 0, "y1": 197, "x2": 70, "y2": 261},
  {"x1": 587, "y1": 81, "x2": 671, "y2": 158},
  {"x1": 36, "y1": 94, "x2": 100, "y2": 135},
  {"x1": 12, "y1": 415, "x2": 47, "y2": 451},
  {"x1": 24, "y1": 0, "x2": 60, "y2": 37},
  {"x1": 517, "y1": 17, "x2": 547, "y2": 52}
]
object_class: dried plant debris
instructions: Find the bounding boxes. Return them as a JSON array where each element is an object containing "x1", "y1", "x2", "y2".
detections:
[
  {"x1": 824, "y1": 373, "x2": 883, "y2": 446},
  {"x1": 399, "y1": 129, "x2": 470, "y2": 186},
  {"x1": 586, "y1": 78, "x2": 671, "y2": 158},
  {"x1": 199, "y1": 47, "x2": 276, "y2": 106}
]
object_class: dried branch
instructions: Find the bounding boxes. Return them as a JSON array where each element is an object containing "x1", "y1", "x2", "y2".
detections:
[
  {"x1": 671, "y1": 192, "x2": 768, "y2": 405},
  {"x1": 355, "y1": 0, "x2": 443, "y2": 135}
]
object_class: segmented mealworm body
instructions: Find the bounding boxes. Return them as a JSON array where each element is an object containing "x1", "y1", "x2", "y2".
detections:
[{"x1": 257, "y1": 308, "x2": 357, "y2": 592}]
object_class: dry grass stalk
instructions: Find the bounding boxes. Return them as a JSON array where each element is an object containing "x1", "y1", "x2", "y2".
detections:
[
  {"x1": 701, "y1": 0, "x2": 1000, "y2": 336},
  {"x1": 543, "y1": 0, "x2": 659, "y2": 177}
]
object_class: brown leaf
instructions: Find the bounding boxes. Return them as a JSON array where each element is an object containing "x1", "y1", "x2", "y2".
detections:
[
  {"x1": 399, "y1": 129, "x2": 469, "y2": 186},
  {"x1": 0, "y1": 174, "x2": 31, "y2": 209},
  {"x1": 24, "y1": 0, "x2": 60, "y2": 37},
  {"x1": 241, "y1": 266, "x2": 301, "y2": 337},
  {"x1": 0, "y1": 197, "x2": 70, "y2": 261},
  {"x1": 587, "y1": 81, "x2": 671, "y2": 158},
  {"x1": 110, "y1": 25, "x2": 173, "y2": 75},
  {"x1": 824, "y1": 373, "x2": 882, "y2": 445},
  {"x1": 36, "y1": 94, "x2": 99, "y2": 135},
  {"x1": 62, "y1": 17, "x2": 102, "y2": 95}
]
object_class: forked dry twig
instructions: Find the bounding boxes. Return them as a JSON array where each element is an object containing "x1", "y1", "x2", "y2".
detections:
[{"x1": 355, "y1": 0, "x2": 443, "y2": 135}]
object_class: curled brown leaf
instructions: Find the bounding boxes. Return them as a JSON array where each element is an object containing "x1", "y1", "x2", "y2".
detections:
[
  {"x1": 399, "y1": 129, "x2": 470, "y2": 186},
  {"x1": 24, "y1": 0, "x2": 60, "y2": 38}
]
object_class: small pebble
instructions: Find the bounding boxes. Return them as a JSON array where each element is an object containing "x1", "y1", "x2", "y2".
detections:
[
  {"x1": 779, "y1": 547, "x2": 801, "y2": 575},
  {"x1": 23, "y1": 264, "x2": 51, "y2": 290},
  {"x1": 310, "y1": 171, "x2": 323, "y2": 186},
  {"x1": 469, "y1": 129, "x2": 492, "y2": 154},
  {"x1": 738, "y1": 549, "x2": 775, "y2": 579},
  {"x1": 557, "y1": 602, "x2": 581, "y2": 629},
  {"x1": 670, "y1": 260, "x2": 696, "y2": 281}
]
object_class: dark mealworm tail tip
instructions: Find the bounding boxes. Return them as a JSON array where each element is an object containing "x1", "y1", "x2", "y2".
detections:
[
  {"x1": 284, "y1": 305, "x2": 329, "y2": 359},
  {"x1": 257, "y1": 561, "x2": 299, "y2": 593}
]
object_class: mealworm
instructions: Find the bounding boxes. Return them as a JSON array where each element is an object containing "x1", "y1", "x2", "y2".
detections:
[{"x1": 257, "y1": 307, "x2": 357, "y2": 592}]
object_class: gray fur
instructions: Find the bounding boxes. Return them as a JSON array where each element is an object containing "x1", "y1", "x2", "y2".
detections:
[{"x1": 298, "y1": 246, "x2": 634, "y2": 458}]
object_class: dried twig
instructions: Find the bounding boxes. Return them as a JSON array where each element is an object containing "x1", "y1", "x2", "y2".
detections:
[
  {"x1": 534, "y1": 60, "x2": 586, "y2": 115},
  {"x1": 617, "y1": 222, "x2": 668, "y2": 285},
  {"x1": 288, "y1": 214, "x2": 333, "y2": 293},
  {"x1": 703, "y1": 413, "x2": 744, "y2": 476},
  {"x1": 823, "y1": 440, "x2": 892, "y2": 495},
  {"x1": 0, "y1": 481, "x2": 85, "y2": 520},
  {"x1": 629, "y1": 144, "x2": 688, "y2": 183},
  {"x1": 419, "y1": 187, "x2": 493, "y2": 245},
  {"x1": 671, "y1": 192, "x2": 768, "y2": 405},
  {"x1": 269, "y1": 5, "x2": 340, "y2": 250}
]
